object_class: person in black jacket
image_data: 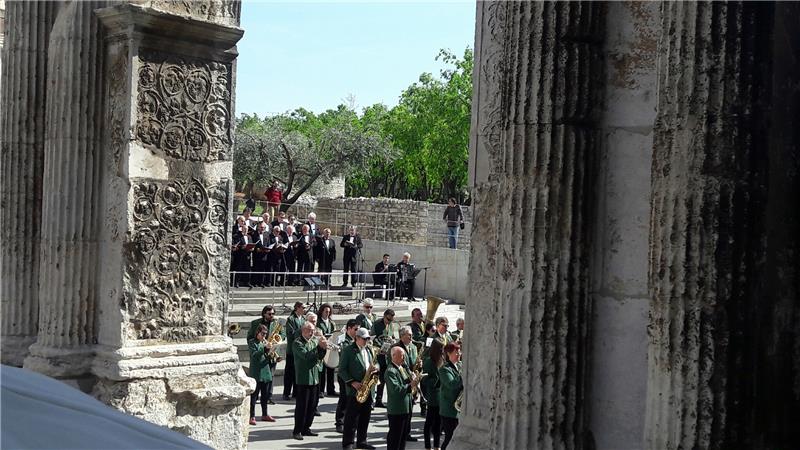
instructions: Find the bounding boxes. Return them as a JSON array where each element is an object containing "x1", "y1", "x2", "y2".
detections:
[
  {"x1": 267, "y1": 225, "x2": 289, "y2": 287},
  {"x1": 340, "y1": 226, "x2": 363, "y2": 288},
  {"x1": 318, "y1": 228, "x2": 336, "y2": 286},
  {"x1": 252, "y1": 222, "x2": 272, "y2": 287},
  {"x1": 442, "y1": 198, "x2": 464, "y2": 249},
  {"x1": 296, "y1": 224, "x2": 316, "y2": 274}
]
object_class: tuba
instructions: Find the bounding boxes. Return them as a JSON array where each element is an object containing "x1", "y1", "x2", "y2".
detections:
[
  {"x1": 356, "y1": 346, "x2": 380, "y2": 404},
  {"x1": 424, "y1": 295, "x2": 445, "y2": 324}
]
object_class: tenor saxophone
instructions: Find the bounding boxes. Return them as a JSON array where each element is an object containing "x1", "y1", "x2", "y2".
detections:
[{"x1": 356, "y1": 346, "x2": 379, "y2": 404}]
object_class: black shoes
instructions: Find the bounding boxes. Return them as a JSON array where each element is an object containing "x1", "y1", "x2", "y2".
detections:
[
  {"x1": 282, "y1": 395, "x2": 291, "y2": 401},
  {"x1": 314, "y1": 410, "x2": 321, "y2": 416},
  {"x1": 319, "y1": 392, "x2": 326, "y2": 398},
  {"x1": 301, "y1": 430, "x2": 319, "y2": 437},
  {"x1": 292, "y1": 433, "x2": 303, "y2": 440},
  {"x1": 406, "y1": 436, "x2": 418, "y2": 442},
  {"x1": 335, "y1": 424, "x2": 344, "y2": 433},
  {"x1": 327, "y1": 391, "x2": 339, "y2": 397},
  {"x1": 267, "y1": 399, "x2": 276, "y2": 405},
  {"x1": 357, "y1": 443, "x2": 376, "y2": 450}
]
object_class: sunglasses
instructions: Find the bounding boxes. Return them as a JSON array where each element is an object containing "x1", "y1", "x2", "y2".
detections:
[{"x1": 365, "y1": 306, "x2": 373, "y2": 309}]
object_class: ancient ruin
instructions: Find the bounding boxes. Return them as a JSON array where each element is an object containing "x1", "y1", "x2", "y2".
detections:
[{"x1": 2, "y1": 1, "x2": 798, "y2": 449}]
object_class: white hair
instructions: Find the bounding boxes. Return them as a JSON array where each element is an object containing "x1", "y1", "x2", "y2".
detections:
[
  {"x1": 403, "y1": 252, "x2": 411, "y2": 259},
  {"x1": 456, "y1": 318, "x2": 464, "y2": 325},
  {"x1": 399, "y1": 326, "x2": 413, "y2": 337},
  {"x1": 305, "y1": 312, "x2": 317, "y2": 321},
  {"x1": 308, "y1": 212, "x2": 317, "y2": 219}
]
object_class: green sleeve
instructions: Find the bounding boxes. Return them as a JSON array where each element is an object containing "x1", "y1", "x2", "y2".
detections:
[
  {"x1": 248, "y1": 341, "x2": 265, "y2": 359},
  {"x1": 293, "y1": 339, "x2": 316, "y2": 365},
  {"x1": 439, "y1": 366, "x2": 459, "y2": 398},
  {"x1": 246, "y1": 319, "x2": 260, "y2": 344},
  {"x1": 339, "y1": 347, "x2": 355, "y2": 383},
  {"x1": 386, "y1": 367, "x2": 410, "y2": 397}
]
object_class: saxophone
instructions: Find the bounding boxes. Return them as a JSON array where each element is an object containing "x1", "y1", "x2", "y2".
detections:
[
  {"x1": 356, "y1": 346, "x2": 379, "y2": 404},
  {"x1": 267, "y1": 319, "x2": 285, "y2": 361}
]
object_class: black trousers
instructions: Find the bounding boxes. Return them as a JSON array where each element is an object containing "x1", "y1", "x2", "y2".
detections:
[
  {"x1": 283, "y1": 353, "x2": 295, "y2": 397},
  {"x1": 396, "y1": 279, "x2": 415, "y2": 300},
  {"x1": 341, "y1": 258, "x2": 357, "y2": 285},
  {"x1": 441, "y1": 416, "x2": 459, "y2": 450},
  {"x1": 319, "y1": 366, "x2": 336, "y2": 394},
  {"x1": 268, "y1": 363, "x2": 276, "y2": 399},
  {"x1": 387, "y1": 414, "x2": 410, "y2": 450},
  {"x1": 293, "y1": 384, "x2": 319, "y2": 434},
  {"x1": 334, "y1": 378, "x2": 347, "y2": 427},
  {"x1": 424, "y1": 405, "x2": 441, "y2": 448},
  {"x1": 343, "y1": 395, "x2": 372, "y2": 447},
  {"x1": 249, "y1": 380, "x2": 271, "y2": 417}
]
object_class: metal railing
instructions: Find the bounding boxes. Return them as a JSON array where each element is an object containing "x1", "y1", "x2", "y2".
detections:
[{"x1": 228, "y1": 270, "x2": 408, "y2": 313}]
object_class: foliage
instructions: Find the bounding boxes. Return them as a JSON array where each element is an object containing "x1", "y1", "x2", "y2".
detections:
[
  {"x1": 347, "y1": 48, "x2": 473, "y2": 204},
  {"x1": 233, "y1": 47, "x2": 473, "y2": 206},
  {"x1": 233, "y1": 106, "x2": 394, "y2": 208}
]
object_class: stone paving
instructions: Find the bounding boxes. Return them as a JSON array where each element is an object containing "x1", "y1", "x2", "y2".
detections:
[{"x1": 248, "y1": 375, "x2": 430, "y2": 450}]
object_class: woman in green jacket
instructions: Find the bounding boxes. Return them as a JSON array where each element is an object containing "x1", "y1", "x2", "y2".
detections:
[
  {"x1": 317, "y1": 303, "x2": 338, "y2": 397},
  {"x1": 249, "y1": 324, "x2": 277, "y2": 425},
  {"x1": 438, "y1": 343, "x2": 462, "y2": 450},
  {"x1": 422, "y1": 340, "x2": 444, "y2": 450}
]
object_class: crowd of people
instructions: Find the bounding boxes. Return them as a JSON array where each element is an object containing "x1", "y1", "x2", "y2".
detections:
[
  {"x1": 246, "y1": 299, "x2": 465, "y2": 450},
  {"x1": 230, "y1": 209, "x2": 421, "y2": 301}
]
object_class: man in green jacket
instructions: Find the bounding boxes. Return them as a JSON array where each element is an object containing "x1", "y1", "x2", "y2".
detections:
[
  {"x1": 371, "y1": 308, "x2": 399, "y2": 407},
  {"x1": 355, "y1": 298, "x2": 376, "y2": 330},
  {"x1": 385, "y1": 346, "x2": 419, "y2": 450},
  {"x1": 291, "y1": 322, "x2": 327, "y2": 440},
  {"x1": 335, "y1": 319, "x2": 360, "y2": 433},
  {"x1": 283, "y1": 301, "x2": 306, "y2": 400},
  {"x1": 394, "y1": 326, "x2": 419, "y2": 442},
  {"x1": 339, "y1": 328, "x2": 378, "y2": 450}
]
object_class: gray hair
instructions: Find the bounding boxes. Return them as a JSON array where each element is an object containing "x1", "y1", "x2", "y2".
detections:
[
  {"x1": 301, "y1": 322, "x2": 315, "y2": 331},
  {"x1": 308, "y1": 212, "x2": 317, "y2": 219},
  {"x1": 305, "y1": 312, "x2": 318, "y2": 322},
  {"x1": 399, "y1": 326, "x2": 413, "y2": 337},
  {"x1": 456, "y1": 318, "x2": 464, "y2": 325},
  {"x1": 435, "y1": 317, "x2": 448, "y2": 326},
  {"x1": 403, "y1": 252, "x2": 411, "y2": 259}
]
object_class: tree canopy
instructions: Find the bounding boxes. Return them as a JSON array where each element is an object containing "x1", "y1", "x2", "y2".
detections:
[{"x1": 233, "y1": 47, "x2": 473, "y2": 206}]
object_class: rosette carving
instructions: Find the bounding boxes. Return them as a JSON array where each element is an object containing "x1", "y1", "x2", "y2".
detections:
[
  {"x1": 127, "y1": 178, "x2": 229, "y2": 341},
  {"x1": 135, "y1": 50, "x2": 232, "y2": 162}
]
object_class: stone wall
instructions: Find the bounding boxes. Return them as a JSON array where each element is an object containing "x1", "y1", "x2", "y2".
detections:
[{"x1": 315, "y1": 197, "x2": 472, "y2": 249}]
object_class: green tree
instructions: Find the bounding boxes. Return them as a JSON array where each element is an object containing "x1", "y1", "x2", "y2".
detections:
[
  {"x1": 234, "y1": 106, "x2": 394, "y2": 209},
  {"x1": 347, "y1": 48, "x2": 473, "y2": 203}
]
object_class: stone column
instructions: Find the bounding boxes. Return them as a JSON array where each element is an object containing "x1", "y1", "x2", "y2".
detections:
[
  {"x1": 457, "y1": 2, "x2": 605, "y2": 449},
  {"x1": 0, "y1": 1, "x2": 57, "y2": 366},
  {"x1": 23, "y1": 0, "x2": 112, "y2": 377},
  {"x1": 646, "y1": 2, "x2": 800, "y2": 448},
  {"x1": 86, "y1": 4, "x2": 248, "y2": 449}
]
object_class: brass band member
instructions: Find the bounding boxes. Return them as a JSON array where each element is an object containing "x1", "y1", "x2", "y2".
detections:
[
  {"x1": 335, "y1": 319, "x2": 360, "y2": 433},
  {"x1": 247, "y1": 305, "x2": 283, "y2": 410},
  {"x1": 317, "y1": 303, "x2": 338, "y2": 397},
  {"x1": 355, "y1": 298, "x2": 376, "y2": 330},
  {"x1": 451, "y1": 318, "x2": 464, "y2": 343},
  {"x1": 395, "y1": 326, "x2": 419, "y2": 443},
  {"x1": 434, "y1": 317, "x2": 452, "y2": 346},
  {"x1": 248, "y1": 324, "x2": 277, "y2": 425},
  {"x1": 292, "y1": 322, "x2": 328, "y2": 440},
  {"x1": 408, "y1": 308, "x2": 425, "y2": 345},
  {"x1": 422, "y1": 340, "x2": 444, "y2": 450},
  {"x1": 439, "y1": 343, "x2": 463, "y2": 450},
  {"x1": 372, "y1": 309, "x2": 400, "y2": 408},
  {"x1": 340, "y1": 328, "x2": 379, "y2": 450},
  {"x1": 386, "y1": 346, "x2": 419, "y2": 450},
  {"x1": 283, "y1": 302, "x2": 306, "y2": 400}
]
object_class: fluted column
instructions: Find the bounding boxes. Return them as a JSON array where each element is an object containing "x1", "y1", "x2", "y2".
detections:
[
  {"x1": 23, "y1": 1, "x2": 111, "y2": 377},
  {"x1": 0, "y1": 1, "x2": 57, "y2": 366},
  {"x1": 459, "y1": 2, "x2": 605, "y2": 449}
]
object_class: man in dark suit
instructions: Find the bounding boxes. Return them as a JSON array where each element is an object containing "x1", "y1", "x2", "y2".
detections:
[
  {"x1": 252, "y1": 222, "x2": 272, "y2": 287},
  {"x1": 318, "y1": 228, "x2": 336, "y2": 286},
  {"x1": 267, "y1": 225, "x2": 289, "y2": 287},
  {"x1": 296, "y1": 224, "x2": 316, "y2": 274},
  {"x1": 340, "y1": 225, "x2": 363, "y2": 287}
]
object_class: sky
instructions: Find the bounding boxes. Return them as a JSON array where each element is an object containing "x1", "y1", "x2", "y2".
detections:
[{"x1": 236, "y1": 1, "x2": 476, "y2": 117}]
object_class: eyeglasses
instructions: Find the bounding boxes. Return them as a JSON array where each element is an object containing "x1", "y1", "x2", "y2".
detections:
[{"x1": 365, "y1": 306, "x2": 373, "y2": 309}]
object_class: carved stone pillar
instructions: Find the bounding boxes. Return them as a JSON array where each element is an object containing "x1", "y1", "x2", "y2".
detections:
[
  {"x1": 0, "y1": 1, "x2": 57, "y2": 366},
  {"x1": 83, "y1": 4, "x2": 247, "y2": 448},
  {"x1": 457, "y1": 2, "x2": 605, "y2": 449},
  {"x1": 646, "y1": 2, "x2": 800, "y2": 449}
]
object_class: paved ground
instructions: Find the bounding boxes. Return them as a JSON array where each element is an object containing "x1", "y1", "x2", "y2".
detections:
[{"x1": 248, "y1": 375, "x2": 431, "y2": 450}]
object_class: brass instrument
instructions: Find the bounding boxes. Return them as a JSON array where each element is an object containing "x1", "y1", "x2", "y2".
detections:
[
  {"x1": 356, "y1": 346, "x2": 379, "y2": 404},
  {"x1": 455, "y1": 390, "x2": 464, "y2": 413},
  {"x1": 411, "y1": 356, "x2": 426, "y2": 401},
  {"x1": 266, "y1": 318, "x2": 286, "y2": 360},
  {"x1": 424, "y1": 295, "x2": 445, "y2": 324},
  {"x1": 228, "y1": 323, "x2": 241, "y2": 336}
]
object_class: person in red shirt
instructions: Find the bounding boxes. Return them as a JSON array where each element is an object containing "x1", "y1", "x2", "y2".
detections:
[{"x1": 264, "y1": 180, "x2": 283, "y2": 217}]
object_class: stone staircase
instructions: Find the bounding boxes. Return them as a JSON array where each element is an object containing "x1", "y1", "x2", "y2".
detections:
[{"x1": 228, "y1": 276, "x2": 464, "y2": 376}]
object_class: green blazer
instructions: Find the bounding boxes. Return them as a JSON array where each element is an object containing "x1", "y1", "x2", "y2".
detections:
[
  {"x1": 438, "y1": 361, "x2": 462, "y2": 418},
  {"x1": 317, "y1": 317, "x2": 336, "y2": 336},
  {"x1": 248, "y1": 340, "x2": 275, "y2": 382},
  {"x1": 409, "y1": 321, "x2": 425, "y2": 345},
  {"x1": 285, "y1": 312, "x2": 305, "y2": 355},
  {"x1": 247, "y1": 318, "x2": 284, "y2": 346},
  {"x1": 336, "y1": 335, "x2": 354, "y2": 381},
  {"x1": 292, "y1": 335, "x2": 325, "y2": 386},
  {"x1": 370, "y1": 319, "x2": 399, "y2": 340},
  {"x1": 393, "y1": 342, "x2": 418, "y2": 368},
  {"x1": 421, "y1": 356, "x2": 440, "y2": 407},
  {"x1": 338, "y1": 343, "x2": 376, "y2": 398},
  {"x1": 355, "y1": 312, "x2": 376, "y2": 330},
  {"x1": 385, "y1": 363, "x2": 413, "y2": 415}
]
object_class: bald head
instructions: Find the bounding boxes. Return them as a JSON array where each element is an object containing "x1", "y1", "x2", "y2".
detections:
[{"x1": 391, "y1": 346, "x2": 406, "y2": 365}]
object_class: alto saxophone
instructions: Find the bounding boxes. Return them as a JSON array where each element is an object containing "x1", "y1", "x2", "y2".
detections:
[{"x1": 356, "y1": 346, "x2": 379, "y2": 404}]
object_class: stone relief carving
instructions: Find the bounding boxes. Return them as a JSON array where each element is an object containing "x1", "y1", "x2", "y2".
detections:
[
  {"x1": 108, "y1": 46, "x2": 129, "y2": 167},
  {"x1": 478, "y1": 0, "x2": 510, "y2": 171},
  {"x1": 135, "y1": 50, "x2": 232, "y2": 162},
  {"x1": 146, "y1": 0, "x2": 241, "y2": 24},
  {"x1": 127, "y1": 178, "x2": 229, "y2": 341}
]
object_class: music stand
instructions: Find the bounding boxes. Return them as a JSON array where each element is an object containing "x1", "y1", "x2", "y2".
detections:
[{"x1": 303, "y1": 276, "x2": 324, "y2": 312}]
